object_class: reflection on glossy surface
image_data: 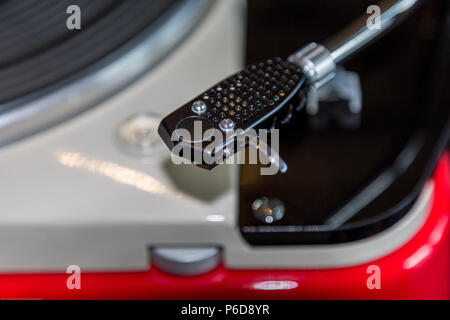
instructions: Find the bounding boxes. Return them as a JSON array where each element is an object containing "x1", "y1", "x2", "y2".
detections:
[
  {"x1": 56, "y1": 151, "x2": 180, "y2": 197},
  {"x1": 403, "y1": 215, "x2": 449, "y2": 270},
  {"x1": 429, "y1": 215, "x2": 448, "y2": 246},
  {"x1": 206, "y1": 215, "x2": 226, "y2": 222},
  {"x1": 251, "y1": 280, "x2": 298, "y2": 290},
  {"x1": 403, "y1": 244, "x2": 432, "y2": 270}
]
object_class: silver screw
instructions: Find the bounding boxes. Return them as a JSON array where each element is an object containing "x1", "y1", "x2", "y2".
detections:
[
  {"x1": 251, "y1": 197, "x2": 285, "y2": 224},
  {"x1": 191, "y1": 100, "x2": 207, "y2": 114},
  {"x1": 219, "y1": 118, "x2": 235, "y2": 131}
]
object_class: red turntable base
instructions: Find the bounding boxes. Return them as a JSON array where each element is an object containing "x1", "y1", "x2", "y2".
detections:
[{"x1": 0, "y1": 152, "x2": 448, "y2": 300}]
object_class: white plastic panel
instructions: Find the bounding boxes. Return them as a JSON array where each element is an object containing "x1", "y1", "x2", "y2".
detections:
[{"x1": 0, "y1": 0, "x2": 431, "y2": 272}]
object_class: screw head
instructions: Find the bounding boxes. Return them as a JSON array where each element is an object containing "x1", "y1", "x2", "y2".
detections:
[
  {"x1": 219, "y1": 118, "x2": 235, "y2": 131},
  {"x1": 252, "y1": 197, "x2": 285, "y2": 224},
  {"x1": 191, "y1": 100, "x2": 207, "y2": 114}
]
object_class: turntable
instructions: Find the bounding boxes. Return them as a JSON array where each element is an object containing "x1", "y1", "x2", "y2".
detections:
[{"x1": 0, "y1": 0, "x2": 448, "y2": 299}]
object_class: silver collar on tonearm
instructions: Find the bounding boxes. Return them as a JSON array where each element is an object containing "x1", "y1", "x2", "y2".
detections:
[{"x1": 289, "y1": 0, "x2": 421, "y2": 88}]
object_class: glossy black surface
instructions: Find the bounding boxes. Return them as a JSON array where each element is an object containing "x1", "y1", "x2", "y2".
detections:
[{"x1": 239, "y1": 0, "x2": 450, "y2": 245}]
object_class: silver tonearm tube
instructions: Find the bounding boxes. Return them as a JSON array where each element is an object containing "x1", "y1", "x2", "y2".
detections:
[{"x1": 289, "y1": 0, "x2": 421, "y2": 88}]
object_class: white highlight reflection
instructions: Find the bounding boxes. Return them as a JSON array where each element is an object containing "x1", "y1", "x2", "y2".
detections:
[
  {"x1": 403, "y1": 244, "x2": 432, "y2": 270},
  {"x1": 206, "y1": 215, "x2": 226, "y2": 222},
  {"x1": 56, "y1": 151, "x2": 180, "y2": 197},
  {"x1": 252, "y1": 280, "x2": 298, "y2": 291}
]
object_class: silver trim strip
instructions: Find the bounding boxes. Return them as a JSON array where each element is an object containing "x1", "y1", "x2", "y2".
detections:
[{"x1": 0, "y1": 0, "x2": 213, "y2": 147}]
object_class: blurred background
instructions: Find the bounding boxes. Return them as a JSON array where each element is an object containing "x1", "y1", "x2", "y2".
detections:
[{"x1": 0, "y1": 0, "x2": 448, "y2": 299}]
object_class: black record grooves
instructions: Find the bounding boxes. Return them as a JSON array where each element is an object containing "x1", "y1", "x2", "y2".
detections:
[{"x1": 0, "y1": 0, "x2": 179, "y2": 109}]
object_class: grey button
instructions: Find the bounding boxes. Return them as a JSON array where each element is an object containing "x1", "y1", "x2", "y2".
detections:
[{"x1": 151, "y1": 247, "x2": 221, "y2": 276}]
